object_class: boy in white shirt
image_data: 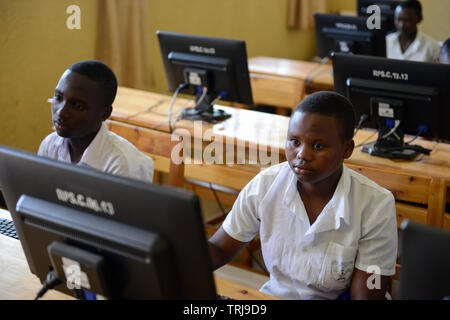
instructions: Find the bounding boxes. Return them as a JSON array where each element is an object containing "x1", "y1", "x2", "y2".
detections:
[
  {"x1": 386, "y1": 0, "x2": 440, "y2": 62},
  {"x1": 208, "y1": 91, "x2": 398, "y2": 300},
  {"x1": 38, "y1": 60, "x2": 154, "y2": 184}
]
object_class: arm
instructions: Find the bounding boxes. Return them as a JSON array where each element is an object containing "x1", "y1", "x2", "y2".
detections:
[
  {"x1": 350, "y1": 268, "x2": 391, "y2": 300},
  {"x1": 208, "y1": 226, "x2": 249, "y2": 271}
]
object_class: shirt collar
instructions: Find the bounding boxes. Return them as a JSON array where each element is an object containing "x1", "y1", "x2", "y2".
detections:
[
  {"x1": 393, "y1": 31, "x2": 423, "y2": 57},
  {"x1": 282, "y1": 165, "x2": 350, "y2": 236},
  {"x1": 78, "y1": 122, "x2": 108, "y2": 167}
]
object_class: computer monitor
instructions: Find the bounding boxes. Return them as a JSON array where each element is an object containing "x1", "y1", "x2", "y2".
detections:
[
  {"x1": 332, "y1": 52, "x2": 450, "y2": 159},
  {"x1": 157, "y1": 30, "x2": 253, "y2": 123},
  {"x1": 398, "y1": 220, "x2": 450, "y2": 300},
  {"x1": 357, "y1": 0, "x2": 404, "y2": 33},
  {"x1": 314, "y1": 13, "x2": 388, "y2": 58},
  {"x1": 0, "y1": 145, "x2": 216, "y2": 299}
]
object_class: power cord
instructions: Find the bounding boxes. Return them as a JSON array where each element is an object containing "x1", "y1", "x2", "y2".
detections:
[
  {"x1": 354, "y1": 114, "x2": 369, "y2": 137},
  {"x1": 34, "y1": 270, "x2": 61, "y2": 300},
  {"x1": 168, "y1": 83, "x2": 189, "y2": 133}
]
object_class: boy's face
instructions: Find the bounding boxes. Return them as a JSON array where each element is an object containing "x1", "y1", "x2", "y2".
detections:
[
  {"x1": 285, "y1": 112, "x2": 354, "y2": 185},
  {"x1": 394, "y1": 7, "x2": 420, "y2": 38},
  {"x1": 51, "y1": 70, "x2": 111, "y2": 139}
]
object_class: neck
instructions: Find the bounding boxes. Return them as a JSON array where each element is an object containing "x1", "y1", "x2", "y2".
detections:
[
  {"x1": 400, "y1": 30, "x2": 417, "y2": 42},
  {"x1": 67, "y1": 126, "x2": 101, "y2": 163},
  {"x1": 297, "y1": 165, "x2": 343, "y2": 200}
]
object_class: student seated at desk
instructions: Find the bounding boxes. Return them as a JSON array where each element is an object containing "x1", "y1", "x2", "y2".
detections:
[
  {"x1": 208, "y1": 91, "x2": 398, "y2": 300},
  {"x1": 386, "y1": 0, "x2": 440, "y2": 62},
  {"x1": 38, "y1": 60, "x2": 154, "y2": 183}
]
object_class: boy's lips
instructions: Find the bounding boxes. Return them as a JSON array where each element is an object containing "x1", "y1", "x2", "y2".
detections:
[
  {"x1": 54, "y1": 121, "x2": 70, "y2": 131},
  {"x1": 293, "y1": 165, "x2": 313, "y2": 175}
]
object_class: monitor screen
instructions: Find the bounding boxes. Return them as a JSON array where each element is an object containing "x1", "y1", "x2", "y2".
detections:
[
  {"x1": 357, "y1": 0, "x2": 405, "y2": 33},
  {"x1": 398, "y1": 220, "x2": 450, "y2": 300},
  {"x1": 157, "y1": 30, "x2": 253, "y2": 123},
  {"x1": 0, "y1": 145, "x2": 216, "y2": 299},
  {"x1": 314, "y1": 13, "x2": 388, "y2": 58},
  {"x1": 332, "y1": 52, "x2": 450, "y2": 159}
]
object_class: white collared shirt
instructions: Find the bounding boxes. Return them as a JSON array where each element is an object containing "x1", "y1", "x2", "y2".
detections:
[
  {"x1": 386, "y1": 31, "x2": 440, "y2": 62},
  {"x1": 38, "y1": 123, "x2": 154, "y2": 184},
  {"x1": 222, "y1": 162, "x2": 397, "y2": 300}
]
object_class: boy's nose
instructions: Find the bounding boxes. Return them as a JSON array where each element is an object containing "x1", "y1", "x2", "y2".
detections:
[
  {"x1": 296, "y1": 146, "x2": 312, "y2": 161},
  {"x1": 55, "y1": 103, "x2": 70, "y2": 120}
]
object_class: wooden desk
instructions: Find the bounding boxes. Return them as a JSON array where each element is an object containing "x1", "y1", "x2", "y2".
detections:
[
  {"x1": 111, "y1": 87, "x2": 287, "y2": 195},
  {"x1": 111, "y1": 87, "x2": 450, "y2": 230},
  {"x1": 0, "y1": 232, "x2": 276, "y2": 300},
  {"x1": 248, "y1": 56, "x2": 333, "y2": 110}
]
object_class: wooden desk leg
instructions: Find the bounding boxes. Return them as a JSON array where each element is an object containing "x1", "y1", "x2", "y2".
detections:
[{"x1": 427, "y1": 178, "x2": 447, "y2": 227}]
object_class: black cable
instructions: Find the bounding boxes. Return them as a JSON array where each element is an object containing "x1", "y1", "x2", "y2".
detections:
[
  {"x1": 168, "y1": 83, "x2": 189, "y2": 133},
  {"x1": 34, "y1": 270, "x2": 61, "y2": 300},
  {"x1": 209, "y1": 182, "x2": 226, "y2": 215},
  {"x1": 208, "y1": 183, "x2": 269, "y2": 275},
  {"x1": 244, "y1": 246, "x2": 269, "y2": 275}
]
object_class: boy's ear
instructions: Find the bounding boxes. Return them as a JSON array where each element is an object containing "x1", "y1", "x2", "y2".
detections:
[
  {"x1": 102, "y1": 105, "x2": 112, "y2": 121},
  {"x1": 343, "y1": 139, "x2": 355, "y2": 159}
]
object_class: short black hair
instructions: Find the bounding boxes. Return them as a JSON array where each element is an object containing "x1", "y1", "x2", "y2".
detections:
[
  {"x1": 68, "y1": 60, "x2": 117, "y2": 107},
  {"x1": 397, "y1": 0, "x2": 423, "y2": 20},
  {"x1": 293, "y1": 91, "x2": 355, "y2": 141}
]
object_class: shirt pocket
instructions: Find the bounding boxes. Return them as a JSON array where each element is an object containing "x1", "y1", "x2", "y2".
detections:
[{"x1": 318, "y1": 241, "x2": 357, "y2": 292}]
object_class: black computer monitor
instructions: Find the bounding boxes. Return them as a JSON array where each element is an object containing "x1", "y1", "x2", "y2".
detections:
[
  {"x1": 314, "y1": 13, "x2": 388, "y2": 58},
  {"x1": 157, "y1": 30, "x2": 253, "y2": 123},
  {"x1": 357, "y1": 0, "x2": 404, "y2": 33},
  {"x1": 0, "y1": 145, "x2": 216, "y2": 299},
  {"x1": 398, "y1": 220, "x2": 450, "y2": 300},
  {"x1": 332, "y1": 52, "x2": 450, "y2": 159}
]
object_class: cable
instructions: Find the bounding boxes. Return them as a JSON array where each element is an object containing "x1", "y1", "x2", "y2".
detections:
[
  {"x1": 381, "y1": 119, "x2": 401, "y2": 140},
  {"x1": 208, "y1": 183, "x2": 269, "y2": 275},
  {"x1": 34, "y1": 270, "x2": 61, "y2": 300},
  {"x1": 168, "y1": 83, "x2": 188, "y2": 133},
  {"x1": 194, "y1": 86, "x2": 208, "y2": 110},
  {"x1": 209, "y1": 182, "x2": 226, "y2": 215},
  {"x1": 355, "y1": 131, "x2": 377, "y2": 148},
  {"x1": 354, "y1": 114, "x2": 370, "y2": 137}
]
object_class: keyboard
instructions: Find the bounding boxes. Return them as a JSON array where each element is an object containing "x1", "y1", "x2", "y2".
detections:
[{"x1": 0, "y1": 218, "x2": 18, "y2": 239}]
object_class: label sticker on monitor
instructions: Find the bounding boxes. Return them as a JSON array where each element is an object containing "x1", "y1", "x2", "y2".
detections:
[
  {"x1": 62, "y1": 257, "x2": 91, "y2": 290},
  {"x1": 378, "y1": 102, "x2": 394, "y2": 118}
]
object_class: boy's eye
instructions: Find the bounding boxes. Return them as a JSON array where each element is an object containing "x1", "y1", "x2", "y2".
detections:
[
  {"x1": 54, "y1": 94, "x2": 62, "y2": 101},
  {"x1": 291, "y1": 139, "x2": 300, "y2": 147},
  {"x1": 73, "y1": 104, "x2": 86, "y2": 111},
  {"x1": 313, "y1": 143, "x2": 324, "y2": 150}
]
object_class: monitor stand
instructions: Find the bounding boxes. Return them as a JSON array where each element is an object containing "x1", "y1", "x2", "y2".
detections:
[
  {"x1": 180, "y1": 91, "x2": 231, "y2": 123},
  {"x1": 361, "y1": 140, "x2": 431, "y2": 160}
]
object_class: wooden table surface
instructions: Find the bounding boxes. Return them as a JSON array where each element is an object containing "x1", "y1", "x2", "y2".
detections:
[
  {"x1": 112, "y1": 87, "x2": 450, "y2": 181},
  {"x1": 0, "y1": 210, "x2": 276, "y2": 300},
  {"x1": 0, "y1": 232, "x2": 276, "y2": 300},
  {"x1": 248, "y1": 56, "x2": 334, "y2": 91}
]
